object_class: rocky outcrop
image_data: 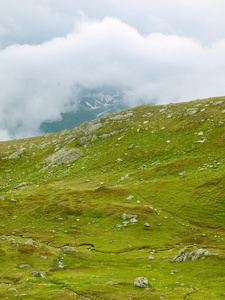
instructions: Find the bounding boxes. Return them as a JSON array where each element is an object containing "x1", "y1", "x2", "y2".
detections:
[
  {"x1": 8, "y1": 149, "x2": 25, "y2": 159},
  {"x1": 109, "y1": 112, "x2": 134, "y2": 120},
  {"x1": 173, "y1": 247, "x2": 212, "y2": 262},
  {"x1": 86, "y1": 120, "x2": 102, "y2": 133},
  {"x1": 45, "y1": 147, "x2": 83, "y2": 166}
]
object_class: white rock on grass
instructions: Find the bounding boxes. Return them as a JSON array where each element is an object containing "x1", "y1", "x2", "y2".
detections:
[
  {"x1": 186, "y1": 108, "x2": 198, "y2": 115},
  {"x1": 144, "y1": 222, "x2": 150, "y2": 228},
  {"x1": 130, "y1": 218, "x2": 138, "y2": 224},
  {"x1": 32, "y1": 271, "x2": 46, "y2": 278},
  {"x1": 148, "y1": 256, "x2": 155, "y2": 260},
  {"x1": 134, "y1": 277, "x2": 149, "y2": 288},
  {"x1": 197, "y1": 131, "x2": 204, "y2": 136},
  {"x1": 105, "y1": 281, "x2": 114, "y2": 285}
]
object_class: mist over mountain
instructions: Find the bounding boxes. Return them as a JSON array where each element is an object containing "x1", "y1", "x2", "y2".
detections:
[
  {"x1": 1, "y1": 1, "x2": 225, "y2": 140},
  {"x1": 40, "y1": 86, "x2": 132, "y2": 134}
]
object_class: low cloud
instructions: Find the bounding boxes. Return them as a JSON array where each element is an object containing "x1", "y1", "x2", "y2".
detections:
[{"x1": 0, "y1": 17, "x2": 225, "y2": 140}]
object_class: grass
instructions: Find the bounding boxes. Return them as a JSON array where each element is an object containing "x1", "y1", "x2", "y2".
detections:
[{"x1": 0, "y1": 96, "x2": 225, "y2": 299}]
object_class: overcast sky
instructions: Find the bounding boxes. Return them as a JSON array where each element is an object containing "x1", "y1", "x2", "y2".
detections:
[{"x1": 1, "y1": 0, "x2": 225, "y2": 140}]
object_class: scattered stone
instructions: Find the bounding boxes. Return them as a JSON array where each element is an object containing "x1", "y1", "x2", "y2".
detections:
[
  {"x1": 197, "y1": 139, "x2": 206, "y2": 143},
  {"x1": 25, "y1": 239, "x2": 35, "y2": 245},
  {"x1": 186, "y1": 108, "x2": 198, "y2": 115},
  {"x1": 127, "y1": 195, "x2": 134, "y2": 200},
  {"x1": 118, "y1": 136, "x2": 124, "y2": 141},
  {"x1": 128, "y1": 144, "x2": 134, "y2": 149},
  {"x1": 116, "y1": 224, "x2": 123, "y2": 229},
  {"x1": 8, "y1": 288, "x2": 18, "y2": 293},
  {"x1": 179, "y1": 172, "x2": 186, "y2": 176},
  {"x1": 197, "y1": 131, "x2": 204, "y2": 136},
  {"x1": 148, "y1": 256, "x2": 155, "y2": 260},
  {"x1": 14, "y1": 182, "x2": 28, "y2": 190},
  {"x1": 123, "y1": 221, "x2": 129, "y2": 226},
  {"x1": 167, "y1": 114, "x2": 173, "y2": 118},
  {"x1": 40, "y1": 256, "x2": 47, "y2": 260},
  {"x1": 62, "y1": 246, "x2": 78, "y2": 253},
  {"x1": 144, "y1": 222, "x2": 151, "y2": 228},
  {"x1": 117, "y1": 158, "x2": 122, "y2": 162},
  {"x1": 212, "y1": 100, "x2": 223, "y2": 106},
  {"x1": 32, "y1": 271, "x2": 47, "y2": 278},
  {"x1": 105, "y1": 281, "x2": 114, "y2": 285},
  {"x1": 173, "y1": 247, "x2": 212, "y2": 262},
  {"x1": 130, "y1": 218, "x2": 138, "y2": 224},
  {"x1": 121, "y1": 213, "x2": 138, "y2": 220},
  {"x1": 136, "y1": 200, "x2": 141, "y2": 204},
  {"x1": 19, "y1": 264, "x2": 32, "y2": 268},
  {"x1": 134, "y1": 277, "x2": 149, "y2": 288}
]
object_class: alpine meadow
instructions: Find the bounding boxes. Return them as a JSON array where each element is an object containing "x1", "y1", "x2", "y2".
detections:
[{"x1": 0, "y1": 96, "x2": 225, "y2": 299}]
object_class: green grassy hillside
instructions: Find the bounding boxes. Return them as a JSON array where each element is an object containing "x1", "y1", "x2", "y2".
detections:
[{"x1": 0, "y1": 97, "x2": 225, "y2": 299}]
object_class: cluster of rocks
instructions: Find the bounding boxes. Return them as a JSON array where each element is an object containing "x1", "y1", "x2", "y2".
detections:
[{"x1": 173, "y1": 247, "x2": 213, "y2": 262}]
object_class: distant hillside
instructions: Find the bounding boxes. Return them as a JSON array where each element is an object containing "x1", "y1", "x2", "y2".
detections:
[
  {"x1": 0, "y1": 96, "x2": 225, "y2": 299},
  {"x1": 40, "y1": 86, "x2": 128, "y2": 133}
]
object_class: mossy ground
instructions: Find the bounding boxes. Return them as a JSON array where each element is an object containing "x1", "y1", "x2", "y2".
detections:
[{"x1": 0, "y1": 97, "x2": 225, "y2": 299}]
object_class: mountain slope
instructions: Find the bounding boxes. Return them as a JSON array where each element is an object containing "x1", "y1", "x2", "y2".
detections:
[{"x1": 0, "y1": 96, "x2": 225, "y2": 299}]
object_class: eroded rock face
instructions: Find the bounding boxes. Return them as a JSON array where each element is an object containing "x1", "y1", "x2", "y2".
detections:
[
  {"x1": 134, "y1": 277, "x2": 149, "y2": 288},
  {"x1": 86, "y1": 120, "x2": 102, "y2": 133},
  {"x1": 173, "y1": 247, "x2": 211, "y2": 262},
  {"x1": 45, "y1": 148, "x2": 83, "y2": 166}
]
